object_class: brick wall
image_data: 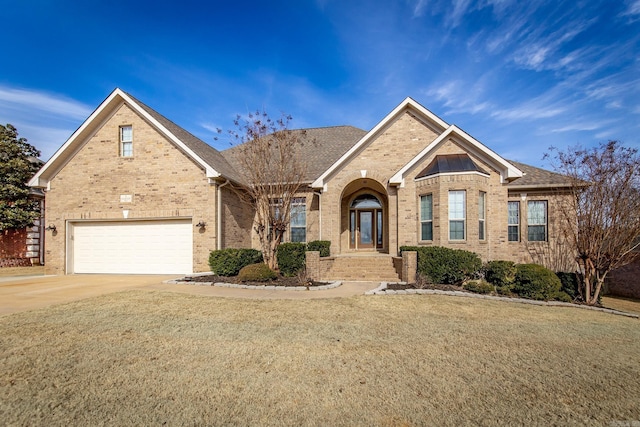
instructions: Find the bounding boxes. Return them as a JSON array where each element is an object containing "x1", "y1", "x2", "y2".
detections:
[
  {"x1": 0, "y1": 228, "x2": 27, "y2": 259},
  {"x1": 606, "y1": 256, "x2": 640, "y2": 299}
]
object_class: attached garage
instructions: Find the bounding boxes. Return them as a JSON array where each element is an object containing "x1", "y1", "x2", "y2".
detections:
[{"x1": 69, "y1": 219, "x2": 193, "y2": 274}]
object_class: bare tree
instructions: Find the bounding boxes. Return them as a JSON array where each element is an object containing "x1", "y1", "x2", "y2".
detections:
[
  {"x1": 547, "y1": 141, "x2": 640, "y2": 305},
  {"x1": 220, "y1": 111, "x2": 309, "y2": 271}
]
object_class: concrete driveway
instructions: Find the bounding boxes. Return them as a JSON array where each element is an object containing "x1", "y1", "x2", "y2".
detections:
[
  {"x1": 0, "y1": 274, "x2": 380, "y2": 316},
  {"x1": 0, "y1": 274, "x2": 177, "y2": 316}
]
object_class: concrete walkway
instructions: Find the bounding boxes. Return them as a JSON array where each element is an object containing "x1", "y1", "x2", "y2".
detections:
[{"x1": 0, "y1": 274, "x2": 380, "y2": 315}]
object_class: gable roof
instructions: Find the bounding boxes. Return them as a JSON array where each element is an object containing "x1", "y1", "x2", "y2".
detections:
[
  {"x1": 389, "y1": 124, "x2": 523, "y2": 186},
  {"x1": 29, "y1": 88, "x2": 240, "y2": 188},
  {"x1": 311, "y1": 97, "x2": 449, "y2": 189},
  {"x1": 416, "y1": 154, "x2": 489, "y2": 179},
  {"x1": 124, "y1": 92, "x2": 242, "y2": 183},
  {"x1": 222, "y1": 126, "x2": 367, "y2": 184}
]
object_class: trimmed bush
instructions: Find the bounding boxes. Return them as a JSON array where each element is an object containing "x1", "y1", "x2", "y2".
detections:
[
  {"x1": 400, "y1": 246, "x2": 482, "y2": 285},
  {"x1": 485, "y1": 260, "x2": 516, "y2": 288},
  {"x1": 208, "y1": 248, "x2": 263, "y2": 276},
  {"x1": 496, "y1": 285, "x2": 513, "y2": 296},
  {"x1": 553, "y1": 291, "x2": 573, "y2": 302},
  {"x1": 513, "y1": 264, "x2": 562, "y2": 301},
  {"x1": 238, "y1": 263, "x2": 277, "y2": 282},
  {"x1": 463, "y1": 280, "x2": 494, "y2": 294},
  {"x1": 277, "y1": 242, "x2": 306, "y2": 276},
  {"x1": 556, "y1": 271, "x2": 579, "y2": 300},
  {"x1": 307, "y1": 240, "x2": 331, "y2": 257}
]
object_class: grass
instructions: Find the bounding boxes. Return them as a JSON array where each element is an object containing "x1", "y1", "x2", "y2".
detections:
[
  {"x1": 603, "y1": 296, "x2": 640, "y2": 315},
  {"x1": 1, "y1": 291, "x2": 639, "y2": 426}
]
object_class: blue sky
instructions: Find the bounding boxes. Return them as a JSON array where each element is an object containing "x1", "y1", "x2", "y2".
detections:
[{"x1": 1, "y1": 0, "x2": 639, "y2": 168}]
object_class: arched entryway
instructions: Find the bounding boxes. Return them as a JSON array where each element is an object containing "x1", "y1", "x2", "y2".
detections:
[{"x1": 340, "y1": 178, "x2": 388, "y2": 253}]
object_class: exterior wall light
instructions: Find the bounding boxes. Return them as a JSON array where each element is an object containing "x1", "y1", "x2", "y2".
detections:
[
  {"x1": 196, "y1": 221, "x2": 206, "y2": 228},
  {"x1": 45, "y1": 224, "x2": 57, "y2": 232}
]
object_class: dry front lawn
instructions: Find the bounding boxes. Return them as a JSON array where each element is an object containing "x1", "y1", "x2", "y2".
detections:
[{"x1": 1, "y1": 291, "x2": 639, "y2": 426}]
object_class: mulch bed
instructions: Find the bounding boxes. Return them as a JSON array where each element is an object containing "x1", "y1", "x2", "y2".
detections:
[{"x1": 184, "y1": 275, "x2": 329, "y2": 288}]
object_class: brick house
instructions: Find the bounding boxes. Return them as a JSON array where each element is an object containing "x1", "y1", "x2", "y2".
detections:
[{"x1": 29, "y1": 88, "x2": 572, "y2": 277}]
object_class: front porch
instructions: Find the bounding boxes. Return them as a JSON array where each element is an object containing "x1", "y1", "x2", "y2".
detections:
[{"x1": 305, "y1": 251, "x2": 417, "y2": 283}]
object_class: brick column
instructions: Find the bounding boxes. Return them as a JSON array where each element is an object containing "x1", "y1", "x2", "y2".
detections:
[
  {"x1": 402, "y1": 251, "x2": 417, "y2": 283},
  {"x1": 305, "y1": 251, "x2": 320, "y2": 280}
]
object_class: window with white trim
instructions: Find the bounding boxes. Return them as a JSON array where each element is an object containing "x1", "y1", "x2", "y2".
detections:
[
  {"x1": 120, "y1": 125, "x2": 133, "y2": 157},
  {"x1": 508, "y1": 201, "x2": 520, "y2": 242},
  {"x1": 290, "y1": 197, "x2": 306, "y2": 243},
  {"x1": 479, "y1": 191, "x2": 486, "y2": 240},
  {"x1": 420, "y1": 194, "x2": 433, "y2": 241},
  {"x1": 449, "y1": 190, "x2": 466, "y2": 240},
  {"x1": 527, "y1": 200, "x2": 547, "y2": 241}
]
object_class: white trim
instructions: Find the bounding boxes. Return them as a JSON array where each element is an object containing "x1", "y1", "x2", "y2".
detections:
[
  {"x1": 311, "y1": 97, "x2": 449, "y2": 189},
  {"x1": 29, "y1": 88, "x2": 221, "y2": 188}
]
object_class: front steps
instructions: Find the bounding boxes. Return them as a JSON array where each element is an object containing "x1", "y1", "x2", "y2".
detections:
[{"x1": 324, "y1": 254, "x2": 401, "y2": 282}]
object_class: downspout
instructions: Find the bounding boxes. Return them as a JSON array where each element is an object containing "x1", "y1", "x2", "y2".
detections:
[
  {"x1": 396, "y1": 187, "x2": 399, "y2": 256},
  {"x1": 314, "y1": 191, "x2": 322, "y2": 240},
  {"x1": 217, "y1": 179, "x2": 230, "y2": 250}
]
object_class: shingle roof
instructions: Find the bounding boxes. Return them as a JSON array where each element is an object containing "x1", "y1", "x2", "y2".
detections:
[
  {"x1": 123, "y1": 92, "x2": 569, "y2": 189},
  {"x1": 416, "y1": 154, "x2": 489, "y2": 179},
  {"x1": 124, "y1": 91, "x2": 243, "y2": 183},
  {"x1": 507, "y1": 160, "x2": 572, "y2": 188},
  {"x1": 221, "y1": 126, "x2": 367, "y2": 183}
]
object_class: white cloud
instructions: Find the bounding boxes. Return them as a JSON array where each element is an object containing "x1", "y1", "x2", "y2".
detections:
[
  {"x1": 0, "y1": 86, "x2": 92, "y2": 120},
  {"x1": 620, "y1": 0, "x2": 640, "y2": 20},
  {"x1": 425, "y1": 79, "x2": 492, "y2": 116},
  {"x1": 549, "y1": 121, "x2": 610, "y2": 133},
  {"x1": 0, "y1": 86, "x2": 92, "y2": 161},
  {"x1": 410, "y1": 0, "x2": 428, "y2": 17}
]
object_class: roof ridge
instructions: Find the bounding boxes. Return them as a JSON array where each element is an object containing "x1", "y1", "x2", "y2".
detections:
[{"x1": 122, "y1": 91, "x2": 210, "y2": 147}]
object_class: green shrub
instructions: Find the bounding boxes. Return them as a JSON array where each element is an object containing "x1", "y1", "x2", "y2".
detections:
[
  {"x1": 463, "y1": 280, "x2": 494, "y2": 294},
  {"x1": 553, "y1": 291, "x2": 573, "y2": 302},
  {"x1": 513, "y1": 264, "x2": 562, "y2": 301},
  {"x1": 208, "y1": 248, "x2": 263, "y2": 276},
  {"x1": 496, "y1": 285, "x2": 513, "y2": 296},
  {"x1": 277, "y1": 243, "x2": 306, "y2": 276},
  {"x1": 485, "y1": 260, "x2": 516, "y2": 288},
  {"x1": 400, "y1": 246, "x2": 482, "y2": 285},
  {"x1": 307, "y1": 240, "x2": 331, "y2": 257},
  {"x1": 556, "y1": 271, "x2": 579, "y2": 300},
  {"x1": 238, "y1": 263, "x2": 277, "y2": 282}
]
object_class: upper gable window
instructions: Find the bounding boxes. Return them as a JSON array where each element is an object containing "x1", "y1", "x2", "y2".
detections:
[{"x1": 120, "y1": 126, "x2": 133, "y2": 157}]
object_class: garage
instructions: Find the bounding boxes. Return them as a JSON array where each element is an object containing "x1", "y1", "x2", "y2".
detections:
[{"x1": 69, "y1": 219, "x2": 193, "y2": 274}]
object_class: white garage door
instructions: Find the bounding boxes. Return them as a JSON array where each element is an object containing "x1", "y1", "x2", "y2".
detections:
[{"x1": 71, "y1": 219, "x2": 193, "y2": 274}]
